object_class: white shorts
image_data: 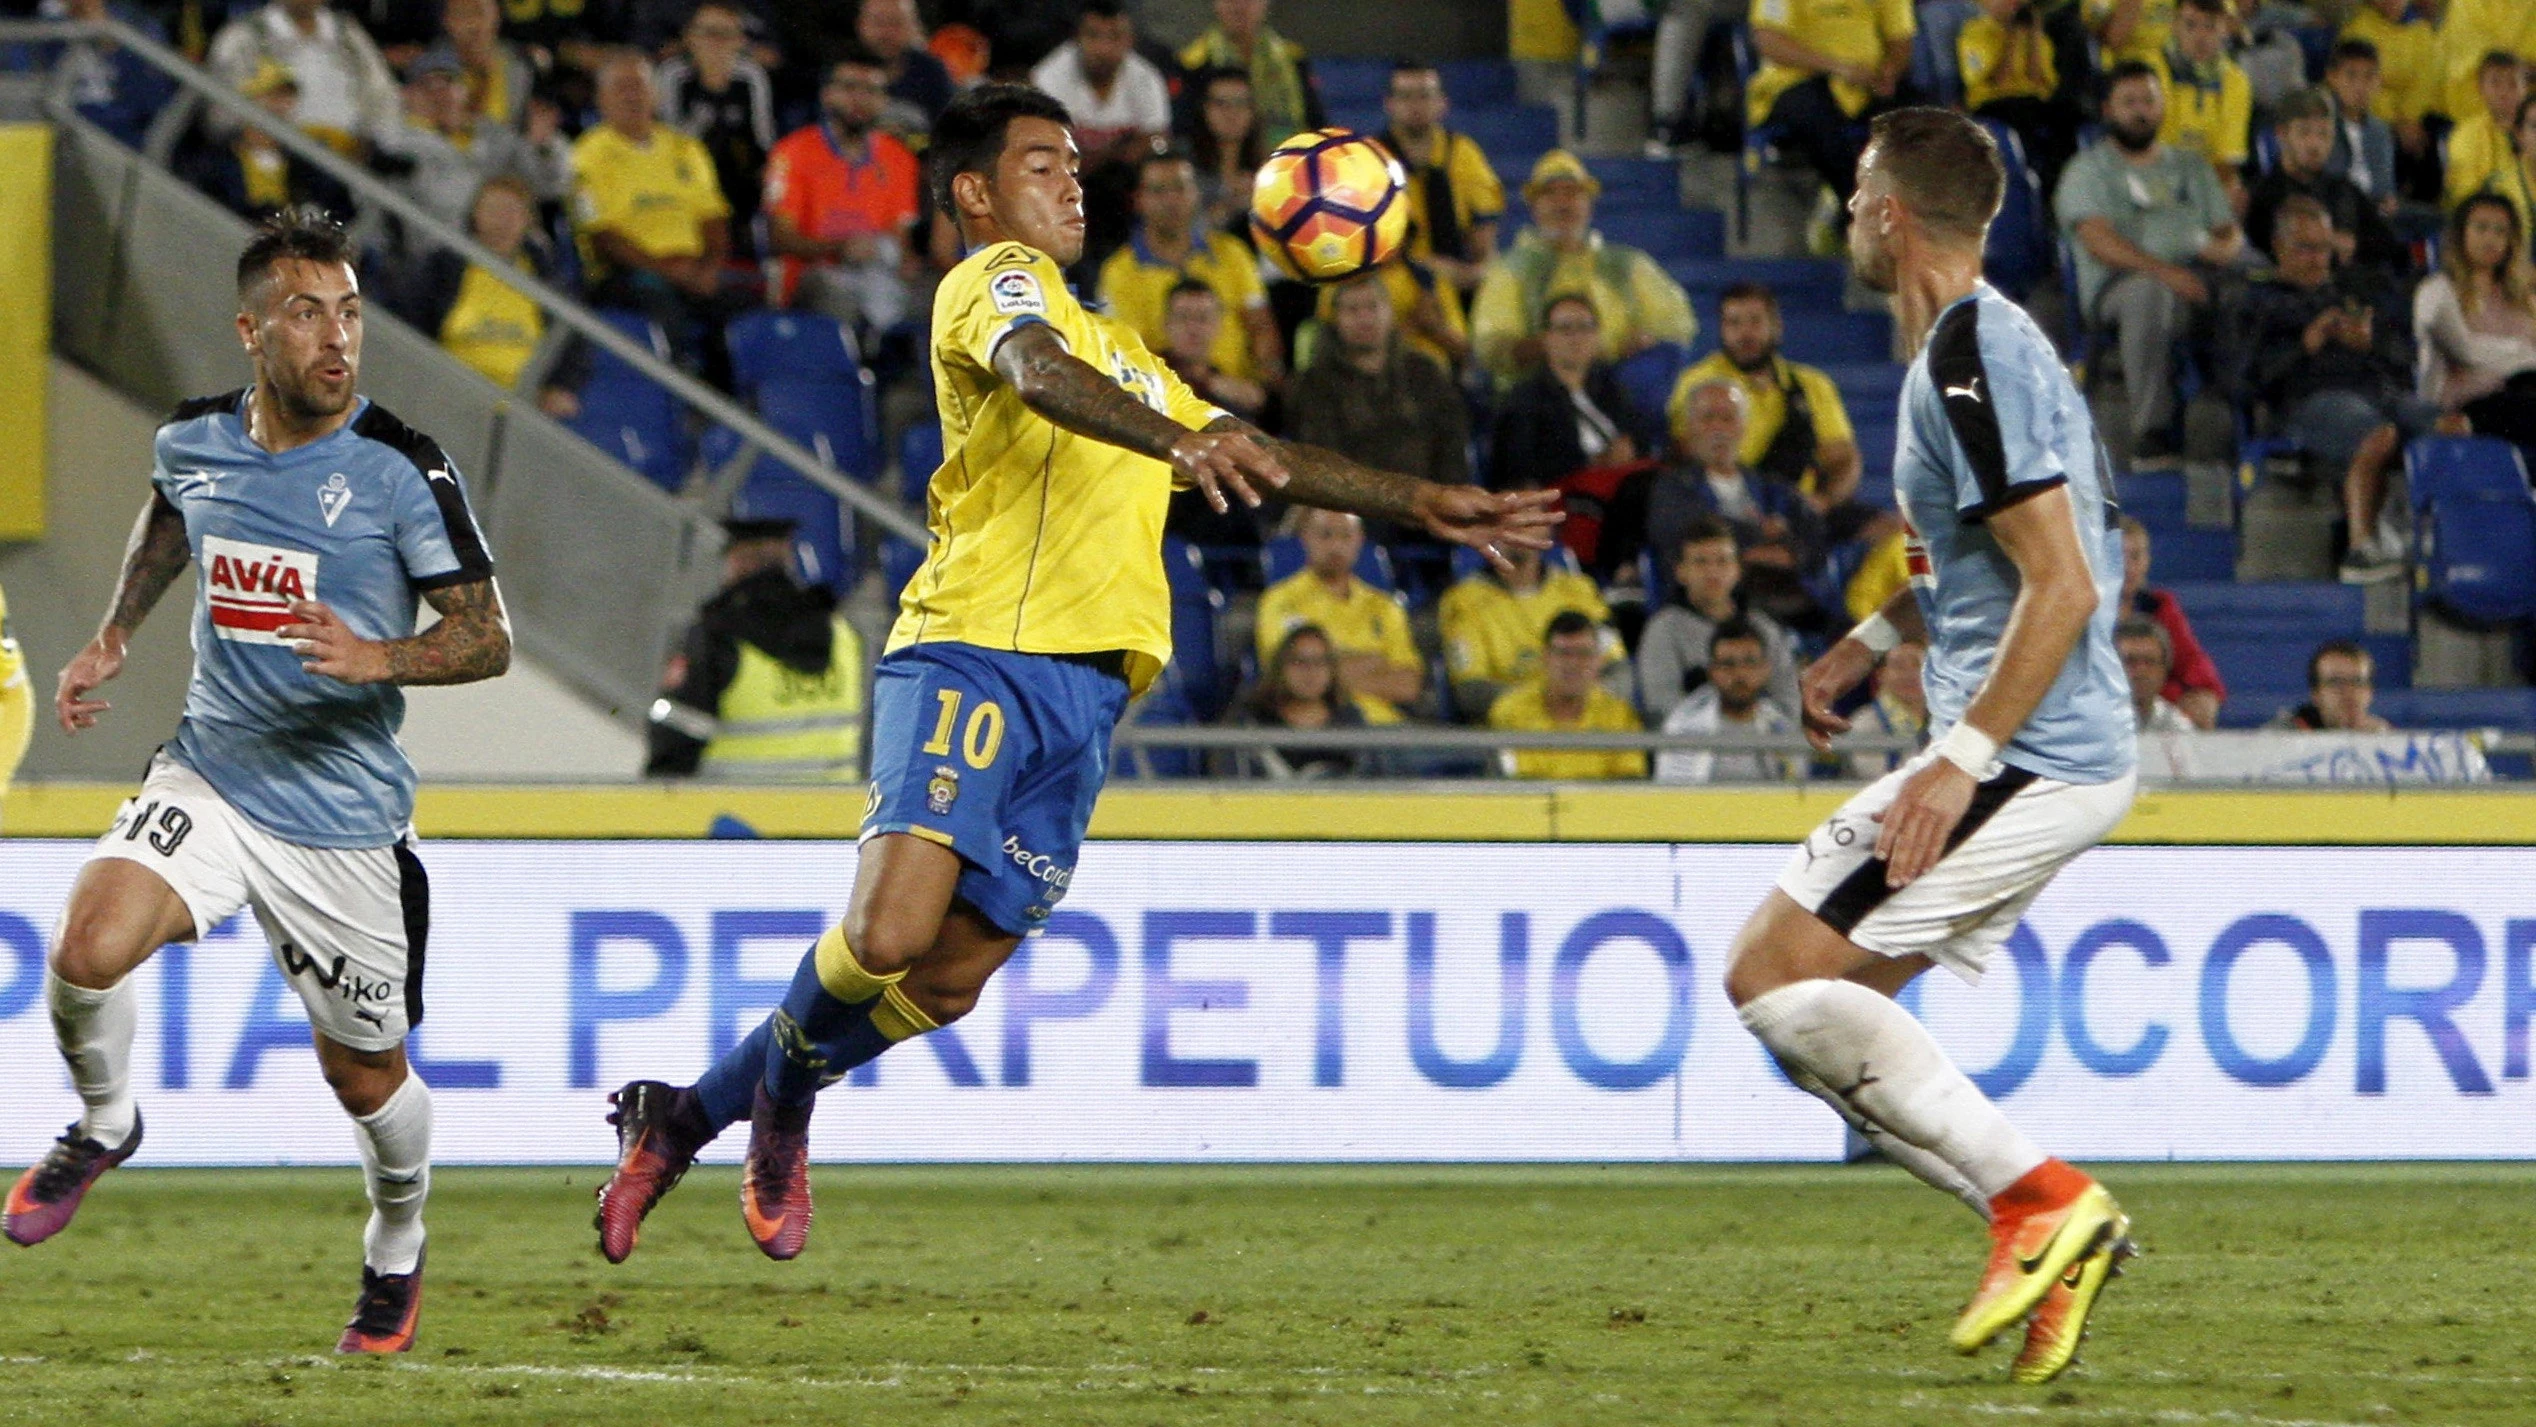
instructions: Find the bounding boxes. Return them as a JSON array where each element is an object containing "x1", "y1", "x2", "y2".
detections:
[
  {"x1": 1776, "y1": 750, "x2": 2136, "y2": 982},
  {"x1": 89, "y1": 757, "x2": 427, "y2": 1053}
]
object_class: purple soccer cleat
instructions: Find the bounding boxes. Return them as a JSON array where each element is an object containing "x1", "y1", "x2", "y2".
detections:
[
  {"x1": 5, "y1": 1112, "x2": 143, "y2": 1247},
  {"x1": 740, "y1": 1087, "x2": 813, "y2": 1261}
]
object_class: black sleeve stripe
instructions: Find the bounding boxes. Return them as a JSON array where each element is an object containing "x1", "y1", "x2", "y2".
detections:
[
  {"x1": 352, "y1": 403, "x2": 496, "y2": 583},
  {"x1": 1926, "y1": 301, "x2": 2016, "y2": 521},
  {"x1": 1969, "y1": 474, "x2": 2069, "y2": 522},
  {"x1": 162, "y1": 389, "x2": 249, "y2": 426}
]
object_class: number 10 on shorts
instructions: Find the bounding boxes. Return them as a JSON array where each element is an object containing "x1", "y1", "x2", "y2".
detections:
[{"x1": 921, "y1": 689, "x2": 1005, "y2": 770}]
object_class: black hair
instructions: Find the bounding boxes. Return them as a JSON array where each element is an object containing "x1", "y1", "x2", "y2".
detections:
[
  {"x1": 1186, "y1": 65, "x2": 1265, "y2": 174},
  {"x1": 1545, "y1": 609, "x2": 1597, "y2": 642},
  {"x1": 1136, "y1": 143, "x2": 1197, "y2": 180},
  {"x1": 1709, "y1": 614, "x2": 1765, "y2": 657},
  {"x1": 1389, "y1": 57, "x2": 1438, "y2": 81},
  {"x1": 235, "y1": 206, "x2": 355, "y2": 300},
  {"x1": 1675, "y1": 514, "x2": 1737, "y2": 558},
  {"x1": 2177, "y1": 0, "x2": 2226, "y2": 17},
  {"x1": 2328, "y1": 38, "x2": 2379, "y2": 69},
  {"x1": 926, "y1": 82, "x2": 1073, "y2": 219},
  {"x1": 2479, "y1": 49, "x2": 2525, "y2": 75},
  {"x1": 1080, "y1": 0, "x2": 1129, "y2": 19},
  {"x1": 1165, "y1": 277, "x2": 1218, "y2": 306},
  {"x1": 2104, "y1": 58, "x2": 2162, "y2": 92},
  {"x1": 1717, "y1": 279, "x2": 1778, "y2": 313},
  {"x1": 2307, "y1": 638, "x2": 2371, "y2": 688},
  {"x1": 826, "y1": 38, "x2": 887, "y2": 75}
]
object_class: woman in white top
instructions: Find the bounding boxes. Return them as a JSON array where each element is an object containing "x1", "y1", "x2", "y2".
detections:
[{"x1": 2413, "y1": 192, "x2": 2536, "y2": 452}]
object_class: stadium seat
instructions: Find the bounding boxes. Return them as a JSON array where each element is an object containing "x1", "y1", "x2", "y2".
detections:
[
  {"x1": 755, "y1": 380, "x2": 880, "y2": 485},
  {"x1": 2407, "y1": 437, "x2": 2536, "y2": 626},
  {"x1": 565, "y1": 309, "x2": 687, "y2": 492},
  {"x1": 1974, "y1": 119, "x2": 2051, "y2": 300},
  {"x1": 1595, "y1": 208, "x2": 1727, "y2": 261},
  {"x1": 1613, "y1": 341, "x2": 1692, "y2": 430},
  {"x1": 724, "y1": 310, "x2": 861, "y2": 397},
  {"x1": 898, "y1": 421, "x2": 943, "y2": 507},
  {"x1": 2371, "y1": 687, "x2": 2536, "y2": 731},
  {"x1": 729, "y1": 471, "x2": 856, "y2": 595},
  {"x1": 2145, "y1": 527, "x2": 2237, "y2": 582},
  {"x1": 1262, "y1": 534, "x2": 1397, "y2": 591},
  {"x1": 1162, "y1": 536, "x2": 1228, "y2": 720},
  {"x1": 2122, "y1": 467, "x2": 2190, "y2": 531}
]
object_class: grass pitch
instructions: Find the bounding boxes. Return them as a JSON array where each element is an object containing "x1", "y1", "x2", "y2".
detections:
[{"x1": 0, "y1": 1162, "x2": 2527, "y2": 1426}]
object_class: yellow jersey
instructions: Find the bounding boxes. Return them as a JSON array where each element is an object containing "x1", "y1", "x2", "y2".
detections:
[
  {"x1": 890, "y1": 241, "x2": 1225, "y2": 696},
  {"x1": 2084, "y1": 0, "x2": 2174, "y2": 65},
  {"x1": 1958, "y1": 13, "x2": 2058, "y2": 108},
  {"x1": 2152, "y1": 49, "x2": 2252, "y2": 167},
  {"x1": 438, "y1": 261, "x2": 544, "y2": 390},
  {"x1": 1667, "y1": 351, "x2": 1856, "y2": 476},
  {"x1": 570, "y1": 124, "x2": 729, "y2": 270},
  {"x1": 1387, "y1": 128, "x2": 1507, "y2": 266},
  {"x1": 2339, "y1": 8, "x2": 2440, "y2": 125},
  {"x1": 2444, "y1": 114, "x2": 2516, "y2": 207},
  {"x1": 1255, "y1": 570, "x2": 1422, "y2": 703},
  {"x1": 1095, "y1": 227, "x2": 1269, "y2": 381},
  {"x1": 1487, "y1": 680, "x2": 1645, "y2": 781},
  {"x1": 1745, "y1": 0, "x2": 1916, "y2": 124},
  {"x1": 2438, "y1": 0, "x2": 2536, "y2": 125},
  {"x1": 1438, "y1": 568, "x2": 1613, "y2": 689}
]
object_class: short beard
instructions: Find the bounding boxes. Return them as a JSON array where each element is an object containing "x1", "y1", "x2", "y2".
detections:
[
  {"x1": 275, "y1": 370, "x2": 354, "y2": 422},
  {"x1": 1727, "y1": 344, "x2": 1774, "y2": 373},
  {"x1": 1851, "y1": 243, "x2": 1897, "y2": 294},
  {"x1": 2109, "y1": 122, "x2": 2158, "y2": 154},
  {"x1": 827, "y1": 111, "x2": 871, "y2": 142}
]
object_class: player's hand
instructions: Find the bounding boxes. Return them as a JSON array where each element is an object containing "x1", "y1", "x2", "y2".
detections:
[
  {"x1": 1797, "y1": 638, "x2": 1878, "y2": 752},
  {"x1": 1873, "y1": 756, "x2": 1975, "y2": 889},
  {"x1": 55, "y1": 636, "x2": 126, "y2": 734},
  {"x1": 1411, "y1": 485, "x2": 1564, "y2": 576},
  {"x1": 279, "y1": 600, "x2": 393, "y2": 685},
  {"x1": 1170, "y1": 429, "x2": 1288, "y2": 514}
]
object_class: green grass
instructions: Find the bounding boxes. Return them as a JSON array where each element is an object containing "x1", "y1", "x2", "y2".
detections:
[{"x1": 0, "y1": 1163, "x2": 2529, "y2": 1426}]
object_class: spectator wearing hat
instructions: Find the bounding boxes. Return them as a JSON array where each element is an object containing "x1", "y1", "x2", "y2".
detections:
[
  {"x1": 1471, "y1": 149, "x2": 1696, "y2": 385},
  {"x1": 208, "y1": 0, "x2": 401, "y2": 154},
  {"x1": 186, "y1": 60, "x2": 355, "y2": 221},
  {"x1": 2244, "y1": 88, "x2": 2403, "y2": 277},
  {"x1": 375, "y1": 46, "x2": 569, "y2": 236},
  {"x1": 647, "y1": 517, "x2": 867, "y2": 781}
]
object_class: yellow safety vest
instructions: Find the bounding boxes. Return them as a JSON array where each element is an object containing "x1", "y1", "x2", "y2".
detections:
[{"x1": 698, "y1": 618, "x2": 865, "y2": 782}]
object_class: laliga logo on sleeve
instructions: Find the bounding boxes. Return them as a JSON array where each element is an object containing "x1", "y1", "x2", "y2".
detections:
[
  {"x1": 318, "y1": 472, "x2": 353, "y2": 527},
  {"x1": 989, "y1": 269, "x2": 1046, "y2": 316}
]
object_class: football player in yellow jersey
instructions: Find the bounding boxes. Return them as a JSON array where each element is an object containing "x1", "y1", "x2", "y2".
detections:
[{"x1": 595, "y1": 83, "x2": 1561, "y2": 1265}]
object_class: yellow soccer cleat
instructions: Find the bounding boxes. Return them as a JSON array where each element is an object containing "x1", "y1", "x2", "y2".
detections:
[
  {"x1": 1950, "y1": 1162, "x2": 2123, "y2": 1354},
  {"x1": 2009, "y1": 1222, "x2": 2135, "y2": 1384}
]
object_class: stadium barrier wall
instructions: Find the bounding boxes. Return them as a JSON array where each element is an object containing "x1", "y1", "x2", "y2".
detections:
[
  {"x1": 0, "y1": 834, "x2": 2528, "y2": 1166},
  {"x1": 0, "y1": 124, "x2": 47, "y2": 540}
]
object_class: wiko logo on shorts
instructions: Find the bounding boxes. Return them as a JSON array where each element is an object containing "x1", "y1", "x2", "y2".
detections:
[{"x1": 203, "y1": 535, "x2": 319, "y2": 645}]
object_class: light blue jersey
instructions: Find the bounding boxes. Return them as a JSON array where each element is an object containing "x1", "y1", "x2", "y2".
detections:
[
  {"x1": 151, "y1": 390, "x2": 495, "y2": 848},
  {"x1": 1892, "y1": 285, "x2": 2134, "y2": 785}
]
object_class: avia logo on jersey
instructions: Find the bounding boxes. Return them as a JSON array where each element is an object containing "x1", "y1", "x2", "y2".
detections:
[{"x1": 203, "y1": 534, "x2": 319, "y2": 645}]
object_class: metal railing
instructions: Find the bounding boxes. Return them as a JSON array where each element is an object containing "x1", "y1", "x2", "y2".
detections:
[{"x1": 1, "y1": 15, "x2": 925, "y2": 548}]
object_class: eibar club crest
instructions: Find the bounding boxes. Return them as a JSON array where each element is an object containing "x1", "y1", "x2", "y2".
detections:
[{"x1": 318, "y1": 472, "x2": 353, "y2": 527}]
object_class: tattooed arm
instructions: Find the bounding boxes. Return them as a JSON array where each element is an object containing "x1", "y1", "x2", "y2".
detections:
[
  {"x1": 278, "y1": 577, "x2": 513, "y2": 687},
  {"x1": 992, "y1": 323, "x2": 1289, "y2": 512},
  {"x1": 57, "y1": 492, "x2": 193, "y2": 733},
  {"x1": 1202, "y1": 416, "x2": 1565, "y2": 571}
]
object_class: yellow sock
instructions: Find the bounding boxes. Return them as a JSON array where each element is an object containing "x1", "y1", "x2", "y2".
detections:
[
  {"x1": 871, "y1": 984, "x2": 940, "y2": 1042},
  {"x1": 812, "y1": 923, "x2": 905, "y2": 1003}
]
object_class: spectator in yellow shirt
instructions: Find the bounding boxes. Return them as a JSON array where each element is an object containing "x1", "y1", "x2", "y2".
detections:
[
  {"x1": 1488, "y1": 611, "x2": 1645, "y2": 780},
  {"x1": 1665, "y1": 282, "x2": 1879, "y2": 540},
  {"x1": 0, "y1": 584, "x2": 30, "y2": 806},
  {"x1": 1960, "y1": 0, "x2": 2079, "y2": 193},
  {"x1": 571, "y1": 52, "x2": 736, "y2": 381},
  {"x1": 2086, "y1": 0, "x2": 2177, "y2": 66},
  {"x1": 1743, "y1": 0, "x2": 1915, "y2": 209},
  {"x1": 1470, "y1": 150, "x2": 1696, "y2": 383},
  {"x1": 2153, "y1": 0, "x2": 2252, "y2": 197},
  {"x1": 1438, "y1": 544, "x2": 1616, "y2": 720},
  {"x1": 1255, "y1": 510, "x2": 1424, "y2": 715},
  {"x1": 2437, "y1": 0, "x2": 2536, "y2": 126},
  {"x1": 2443, "y1": 50, "x2": 2529, "y2": 207},
  {"x1": 1379, "y1": 59, "x2": 1507, "y2": 294},
  {"x1": 1098, "y1": 149, "x2": 1283, "y2": 384}
]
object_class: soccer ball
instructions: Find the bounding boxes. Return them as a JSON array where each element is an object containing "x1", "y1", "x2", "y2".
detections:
[{"x1": 1249, "y1": 129, "x2": 1411, "y2": 284}]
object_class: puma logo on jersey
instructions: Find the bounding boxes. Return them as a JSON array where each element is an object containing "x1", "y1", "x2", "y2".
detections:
[
  {"x1": 318, "y1": 472, "x2": 353, "y2": 527},
  {"x1": 1943, "y1": 378, "x2": 1984, "y2": 403},
  {"x1": 203, "y1": 535, "x2": 319, "y2": 644}
]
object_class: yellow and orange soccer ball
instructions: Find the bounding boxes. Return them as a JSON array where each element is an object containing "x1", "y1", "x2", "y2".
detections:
[{"x1": 1249, "y1": 129, "x2": 1411, "y2": 284}]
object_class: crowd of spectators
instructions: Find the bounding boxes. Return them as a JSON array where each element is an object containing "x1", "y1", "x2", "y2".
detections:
[{"x1": 7, "y1": 0, "x2": 2528, "y2": 783}]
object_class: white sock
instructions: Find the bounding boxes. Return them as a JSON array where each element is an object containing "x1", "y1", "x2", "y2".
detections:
[
  {"x1": 46, "y1": 969, "x2": 137, "y2": 1146},
  {"x1": 1772, "y1": 1055, "x2": 1990, "y2": 1218},
  {"x1": 352, "y1": 1074, "x2": 432, "y2": 1275},
  {"x1": 1739, "y1": 978, "x2": 2045, "y2": 1202}
]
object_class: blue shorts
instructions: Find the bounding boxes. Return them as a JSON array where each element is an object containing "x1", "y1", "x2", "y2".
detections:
[{"x1": 862, "y1": 642, "x2": 1129, "y2": 936}]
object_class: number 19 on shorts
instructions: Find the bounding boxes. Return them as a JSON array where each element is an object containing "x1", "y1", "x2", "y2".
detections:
[{"x1": 921, "y1": 689, "x2": 1005, "y2": 770}]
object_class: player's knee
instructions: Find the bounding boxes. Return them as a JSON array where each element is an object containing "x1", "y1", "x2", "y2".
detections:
[
  {"x1": 840, "y1": 904, "x2": 932, "y2": 977},
  {"x1": 50, "y1": 910, "x2": 140, "y2": 991},
  {"x1": 321, "y1": 1050, "x2": 404, "y2": 1116}
]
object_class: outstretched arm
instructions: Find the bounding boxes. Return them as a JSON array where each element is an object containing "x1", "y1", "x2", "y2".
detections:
[
  {"x1": 1206, "y1": 415, "x2": 1564, "y2": 573},
  {"x1": 992, "y1": 322, "x2": 1289, "y2": 513},
  {"x1": 56, "y1": 492, "x2": 192, "y2": 733},
  {"x1": 278, "y1": 577, "x2": 514, "y2": 687}
]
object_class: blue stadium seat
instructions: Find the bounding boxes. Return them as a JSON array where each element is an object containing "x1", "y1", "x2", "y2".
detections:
[
  {"x1": 1162, "y1": 536, "x2": 1227, "y2": 720},
  {"x1": 756, "y1": 380, "x2": 880, "y2": 484},
  {"x1": 2145, "y1": 527, "x2": 2238, "y2": 581},
  {"x1": 1613, "y1": 341, "x2": 1692, "y2": 431},
  {"x1": 725, "y1": 310, "x2": 861, "y2": 397},
  {"x1": 1120, "y1": 682, "x2": 1203, "y2": 779},
  {"x1": 2371, "y1": 687, "x2": 2536, "y2": 732},
  {"x1": 1262, "y1": 534, "x2": 1396, "y2": 591},
  {"x1": 1595, "y1": 208, "x2": 1727, "y2": 261},
  {"x1": 1316, "y1": 57, "x2": 1517, "y2": 109},
  {"x1": 1974, "y1": 118, "x2": 2051, "y2": 299},
  {"x1": 2161, "y1": 580, "x2": 2361, "y2": 640},
  {"x1": 1453, "y1": 105, "x2": 1561, "y2": 155},
  {"x1": 566, "y1": 309, "x2": 686, "y2": 491},
  {"x1": 2407, "y1": 437, "x2": 2536, "y2": 625},
  {"x1": 1773, "y1": 310, "x2": 1893, "y2": 363},
  {"x1": 1664, "y1": 256, "x2": 1850, "y2": 303},
  {"x1": 1584, "y1": 156, "x2": 1681, "y2": 205},
  {"x1": 898, "y1": 421, "x2": 943, "y2": 507},
  {"x1": 701, "y1": 425, "x2": 857, "y2": 594},
  {"x1": 2122, "y1": 467, "x2": 2190, "y2": 530}
]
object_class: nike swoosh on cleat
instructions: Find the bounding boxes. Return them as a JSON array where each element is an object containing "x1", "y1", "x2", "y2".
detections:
[{"x1": 2016, "y1": 1216, "x2": 2075, "y2": 1275}]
